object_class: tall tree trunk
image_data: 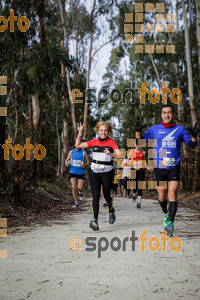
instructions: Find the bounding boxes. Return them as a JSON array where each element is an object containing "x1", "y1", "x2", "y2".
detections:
[
  {"x1": 31, "y1": 94, "x2": 40, "y2": 181},
  {"x1": 12, "y1": 68, "x2": 20, "y2": 196},
  {"x1": 182, "y1": 0, "x2": 199, "y2": 191},
  {"x1": 38, "y1": 0, "x2": 46, "y2": 179},
  {"x1": 56, "y1": 114, "x2": 61, "y2": 176},
  {"x1": 59, "y1": 0, "x2": 70, "y2": 176},
  {"x1": 176, "y1": 0, "x2": 183, "y2": 118},
  {"x1": 83, "y1": 0, "x2": 96, "y2": 139},
  {"x1": 165, "y1": 0, "x2": 183, "y2": 118},
  {"x1": 143, "y1": 37, "x2": 161, "y2": 88},
  {"x1": 60, "y1": 59, "x2": 68, "y2": 177},
  {"x1": 58, "y1": 0, "x2": 76, "y2": 141},
  {"x1": 0, "y1": 119, "x2": 6, "y2": 193},
  {"x1": 30, "y1": 0, "x2": 46, "y2": 181},
  {"x1": 189, "y1": 0, "x2": 192, "y2": 28},
  {"x1": 176, "y1": 0, "x2": 179, "y2": 33},
  {"x1": 196, "y1": 0, "x2": 200, "y2": 78},
  {"x1": 61, "y1": 118, "x2": 68, "y2": 176},
  {"x1": 181, "y1": 0, "x2": 197, "y2": 125},
  {"x1": 76, "y1": 28, "x2": 80, "y2": 82},
  {"x1": 31, "y1": 94, "x2": 40, "y2": 130},
  {"x1": 39, "y1": 0, "x2": 46, "y2": 46},
  {"x1": 148, "y1": 52, "x2": 161, "y2": 88},
  {"x1": 193, "y1": 0, "x2": 200, "y2": 191}
]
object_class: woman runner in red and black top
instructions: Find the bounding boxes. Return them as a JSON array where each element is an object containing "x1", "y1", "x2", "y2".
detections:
[{"x1": 75, "y1": 121, "x2": 121, "y2": 231}]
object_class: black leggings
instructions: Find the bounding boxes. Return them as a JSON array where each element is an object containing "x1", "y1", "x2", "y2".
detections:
[
  {"x1": 89, "y1": 168, "x2": 114, "y2": 220},
  {"x1": 112, "y1": 184, "x2": 118, "y2": 195},
  {"x1": 133, "y1": 169, "x2": 145, "y2": 196}
]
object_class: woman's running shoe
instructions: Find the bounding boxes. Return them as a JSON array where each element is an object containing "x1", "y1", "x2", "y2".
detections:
[
  {"x1": 72, "y1": 202, "x2": 79, "y2": 208},
  {"x1": 90, "y1": 219, "x2": 100, "y2": 231},
  {"x1": 136, "y1": 201, "x2": 141, "y2": 208},
  {"x1": 109, "y1": 208, "x2": 116, "y2": 224}
]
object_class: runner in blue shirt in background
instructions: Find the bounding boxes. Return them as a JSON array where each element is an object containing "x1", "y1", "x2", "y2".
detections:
[
  {"x1": 135, "y1": 104, "x2": 199, "y2": 236},
  {"x1": 66, "y1": 145, "x2": 89, "y2": 208}
]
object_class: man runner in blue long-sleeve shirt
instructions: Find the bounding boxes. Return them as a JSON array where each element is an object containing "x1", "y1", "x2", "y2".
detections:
[{"x1": 135, "y1": 105, "x2": 199, "y2": 236}]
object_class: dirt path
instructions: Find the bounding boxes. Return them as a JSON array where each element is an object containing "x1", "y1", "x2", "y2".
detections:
[{"x1": 0, "y1": 197, "x2": 200, "y2": 300}]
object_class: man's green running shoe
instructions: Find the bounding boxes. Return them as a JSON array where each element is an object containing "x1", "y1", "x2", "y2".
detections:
[
  {"x1": 164, "y1": 221, "x2": 174, "y2": 237},
  {"x1": 90, "y1": 219, "x2": 100, "y2": 231},
  {"x1": 163, "y1": 214, "x2": 169, "y2": 227}
]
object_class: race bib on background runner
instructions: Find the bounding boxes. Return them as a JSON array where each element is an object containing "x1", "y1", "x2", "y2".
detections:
[
  {"x1": 133, "y1": 161, "x2": 143, "y2": 170},
  {"x1": 72, "y1": 160, "x2": 82, "y2": 167}
]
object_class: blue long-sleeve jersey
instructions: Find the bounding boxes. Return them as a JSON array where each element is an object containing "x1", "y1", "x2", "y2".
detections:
[{"x1": 142, "y1": 124, "x2": 195, "y2": 169}]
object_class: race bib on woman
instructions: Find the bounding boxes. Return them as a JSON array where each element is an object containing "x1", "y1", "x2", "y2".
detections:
[{"x1": 91, "y1": 163, "x2": 105, "y2": 172}]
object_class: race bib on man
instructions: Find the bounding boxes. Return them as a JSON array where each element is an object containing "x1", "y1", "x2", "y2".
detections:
[{"x1": 162, "y1": 157, "x2": 175, "y2": 167}]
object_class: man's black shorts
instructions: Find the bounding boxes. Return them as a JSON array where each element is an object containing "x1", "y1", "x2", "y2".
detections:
[
  {"x1": 154, "y1": 162, "x2": 180, "y2": 185},
  {"x1": 69, "y1": 173, "x2": 85, "y2": 180}
]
